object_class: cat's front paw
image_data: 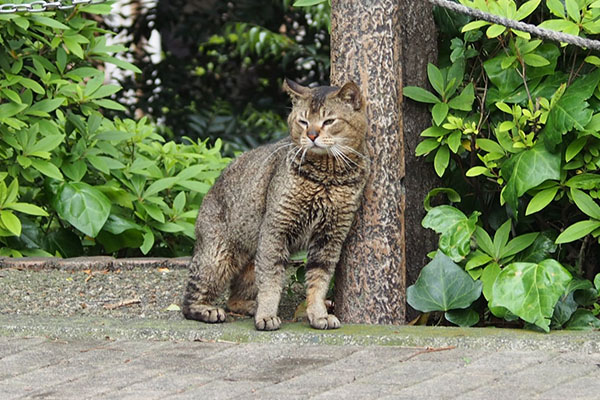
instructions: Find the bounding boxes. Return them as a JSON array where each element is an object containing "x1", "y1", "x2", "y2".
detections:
[
  {"x1": 184, "y1": 304, "x2": 227, "y2": 323},
  {"x1": 309, "y1": 314, "x2": 340, "y2": 330},
  {"x1": 255, "y1": 316, "x2": 281, "y2": 331}
]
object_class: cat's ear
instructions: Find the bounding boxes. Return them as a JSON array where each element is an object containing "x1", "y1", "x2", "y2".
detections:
[
  {"x1": 337, "y1": 81, "x2": 363, "y2": 111},
  {"x1": 283, "y1": 78, "x2": 309, "y2": 103}
]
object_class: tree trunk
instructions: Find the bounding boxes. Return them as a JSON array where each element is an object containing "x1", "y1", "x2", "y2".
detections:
[
  {"x1": 332, "y1": 0, "x2": 437, "y2": 324},
  {"x1": 331, "y1": 0, "x2": 406, "y2": 324},
  {"x1": 398, "y1": 0, "x2": 439, "y2": 322}
]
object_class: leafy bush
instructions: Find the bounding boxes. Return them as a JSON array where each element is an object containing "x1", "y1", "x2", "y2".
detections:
[
  {"x1": 117, "y1": 0, "x2": 330, "y2": 153},
  {"x1": 406, "y1": 0, "x2": 600, "y2": 331},
  {"x1": 0, "y1": 1, "x2": 230, "y2": 257}
]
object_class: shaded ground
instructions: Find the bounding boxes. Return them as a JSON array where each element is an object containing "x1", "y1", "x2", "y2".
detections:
[{"x1": 0, "y1": 266, "x2": 305, "y2": 323}]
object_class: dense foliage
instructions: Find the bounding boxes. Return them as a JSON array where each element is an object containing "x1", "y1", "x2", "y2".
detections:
[
  {"x1": 0, "y1": 1, "x2": 230, "y2": 257},
  {"x1": 406, "y1": 0, "x2": 600, "y2": 331},
  {"x1": 117, "y1": 0, "x2": 330, "y2": 154}
]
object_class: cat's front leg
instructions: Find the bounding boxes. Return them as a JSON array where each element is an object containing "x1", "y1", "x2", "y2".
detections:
[
  {"x1": 305, "y1": 257, "x2": 340, "y2": 330},
  {"x1": 253, "y1": 234, "x2": 288, "y2": 331},
  {"x1": 305, "y1": 227, "x2": 346, "y2": 329}
]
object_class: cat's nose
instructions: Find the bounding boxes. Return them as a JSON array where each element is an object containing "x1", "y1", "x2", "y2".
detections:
[{"x1": 307, "y1": 128, "x2": 319, "y2": 141}]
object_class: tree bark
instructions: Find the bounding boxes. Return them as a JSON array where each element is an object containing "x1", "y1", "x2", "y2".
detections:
[
  {"x1": 331, "y1": 0, "x2": 406, "y2": 324},
  {"x1": 332, "y1": 0, "x2": 437, "y2": 324},
  {"x1": 398, "y1": 0, "x2": 439, "y2": 321}
]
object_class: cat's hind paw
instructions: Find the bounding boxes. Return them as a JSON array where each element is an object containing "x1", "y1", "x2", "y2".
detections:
[
  {"x1": 183, "y1": 304, "x2": 226, "y2": 323},
  {"x1": 309, "y1": 314, "x2": 340, "y2": 330},
  {"x1": 255, "y1": 316, "x2": 281, "y2": 331}
]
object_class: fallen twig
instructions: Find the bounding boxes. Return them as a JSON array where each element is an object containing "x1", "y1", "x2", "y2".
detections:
[
  {"x1": 401, "y1": 345, "x2": 456, "y2": 362},
  {"x1": 103, "y1": 298, "x2": 141, "y2": 310}
]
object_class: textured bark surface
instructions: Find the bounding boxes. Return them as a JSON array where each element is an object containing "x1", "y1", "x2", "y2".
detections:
[
  {"x1": 331, "y1": 0, "x2": 406, "y2": 324},
  {"x1": 399, "y1": 1, "x2": 439, "y2": 321},
  {"x1": 332, "y1": 1, "x2": 438, "y2": 324}
]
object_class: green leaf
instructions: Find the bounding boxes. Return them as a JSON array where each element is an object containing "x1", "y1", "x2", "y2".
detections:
[
  {"x1": 522, "y1": 53, "x2": 550, "y2": 67},
  {"x1": 462, "y1": 20, "x2": 490, "y2": 32},
  {"x1": 434, "y1": 145, "x2": 450, "y2": 177},
  {"x1": 486, "y1": 24, "x2": 506, "y2": 38},
  {"x1": 491, "y1": 260, "x2": 572, "y2": 332},
  {"x1": 565, "y1": 137, "x2": 587, "y2": 162},
  {"x1": 27, "y1": 98, "x2": 65, "y2": 115},
  {"x1": 525, "y1": 187, "x2": 559, "y2": 215},
  {"x1": 30, "y1": 159, "x2": 63, "y2": 180},
  {"x1": 517, "y1": 231, "x2": 557, "y2": 263},
  {"x1": 502, "y1": 232, "x2": 539, "y2": 258},
  {"x1": 53, "y1": 182, "x2": 111, "y2": 237},
  {"x1": 293, "y1": 0, "x2": 327, "y2": 5},
  {"x1": 565, "y1": 309, "x2": 600, "y2": 330},
  {"x1": 144, "y1": 177, "x2": 180, "y2": 198},
  {"x1": 422, "y1": 205, "x2": 479, "y2": 261},
  {"x1": 551, "y1": 292, "x2": 577, "y2": 328},
  {"x1": 1, "y1": 210, "x2": 21, "y2": 236},
  {"x1": 62, "y1": 160, "x2": 87, "y2": 182},
  {"x1": 415, "y1": 139, "x2": 440, "y2": 156},
  {"x1": 140, "y1": 202, "x2": 165, "y2": 223},
  {"x1": 432, "y1": 102, "x2": 449, "y2": 126},
  {"x1": 427, "y1": 63, "x2": 445, "y2": 97},
  {"x1": 493, "y1": 219, "x2": 512, "y2": 259},
  {"x1": 140, "y1": 228, "x2": 154, "y2": 254},
  {"x1": 403, "y1": 86, "x2": 440, "y2": 104},
  {"x1": 5, "y1": 203, "x2": 48, "y2": 217},
  {"x1": 565, "y1": 0, "x2": 581, "y2": 22},
  {"x1": 423, "y1": 187, "x2": 461, "y2": 212},
  {"x1": 476, "y1": 138, "x2": 506, "y2": 154},
  {"x1": 501, "y1": 144, "x2": 561, "y2": 216},
  {"x1": 474, "y1": 226, "x2": 495, "y2": 256},
  {"x1": 31, "y1": 15, "x2": 69, "y2": 29},
  {"x1": 466, "y1": 166, "x2": 489, "y2": 177},
  {"x1": 93, "y1": 99, "x2": 126, "y2": 111},
  {"x1": 94, "y1": 56, "x2": 142, "y2": 74},
  {"x1": 515, "y1": 0, "x2": 541, "y2": 20},
  {"x1": 556, "y1": 220, "x2": 600, "y2": 243},
  {"x1": 444, "y1": 309, "x2": 480, "y2": 327},
  {"x1": 407, "y1": 250, "x2": 483, "y2": 312},
  {"x1": 546, "y1": 0, "x2": 565, "y2": 17},
  {"x1": 481, "y1": 262, "x2": 501, "y2": 301},
  {"x1": 543, "y1": 70, "x2": 600, "y2": 149},
  {"x1": 571, "y1": 188, "x2": 600, "y2": 219},
  {"x1": 565, "y1": 174, "x2": 600, "y2": 190},
  {"x1": 0, "y1": 102, "x2": 27, "y2": 118},
  {"x1": 448, "y1": 83, "x2": 474, "y2": 111}
]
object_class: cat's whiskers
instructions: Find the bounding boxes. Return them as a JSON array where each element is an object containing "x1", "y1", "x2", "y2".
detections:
[
  {"x1": 336, "y1": 143, "x2": 369, "y2": 161},
  {"x1": 331, "y1": 145, "x2": 356, "y2": 170},
  {"x1": 262, "y1": 142, "x2": 296, "y2": 166},
  {"x1": 299, "y1": 148, "x2": 308, "y2": 173}
]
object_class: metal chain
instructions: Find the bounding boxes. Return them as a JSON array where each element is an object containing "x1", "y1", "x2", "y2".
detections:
[{"x1": 0, "y1": 0, "x2": 108, "y2": 14}]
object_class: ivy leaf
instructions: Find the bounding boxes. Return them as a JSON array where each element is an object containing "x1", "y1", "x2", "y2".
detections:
[
  {"x1": 491, "y1": 260, "x2": 572, "y2": 332},
  {"x1": 501, "y1": 144, "x2": 561, "y2": 216},
  {"x1": 542, "y1": 70, "x2": 600, "y2": 149},
  {"x1": 52, "y1": 182, "x2": 111, "y2": 237},
  {"x1": 422, "y1": 205, "x2": 480, "y2": 261},
  {"x1": 407, "y1": 250, "x2": 483, "y2": 312},
  {"x1": 445, "y1": 309, "x2": 480, "y2": 327},
  {"x1": 565, "y1": 309, "x2": 600, "y2": 330}
]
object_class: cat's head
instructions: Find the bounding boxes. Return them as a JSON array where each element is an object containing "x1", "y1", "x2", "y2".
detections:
[{"x1": 284, "y1": 79, "x2": 367, "y2": 157}]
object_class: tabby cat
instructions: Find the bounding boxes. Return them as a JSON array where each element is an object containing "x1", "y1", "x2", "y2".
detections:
[{"x1": 182, "y1": 79, "x2": 369, "y2": 331}]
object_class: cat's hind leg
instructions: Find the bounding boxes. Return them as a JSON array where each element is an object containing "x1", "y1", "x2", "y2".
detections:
[
  {"x1": 182, "y1": 244, "x2": 238, "y2": 323},
  {"x1": 226, "y1": 262, "x2": 257, "y2": 316}
]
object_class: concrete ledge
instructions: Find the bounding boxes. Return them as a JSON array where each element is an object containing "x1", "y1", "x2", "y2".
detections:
[
  {"x1": 0, "y1": 256, "x2": 191, "y2": 271},
  {"x1": 1, "y1": 314, "x2": 599, "y2": 352}
]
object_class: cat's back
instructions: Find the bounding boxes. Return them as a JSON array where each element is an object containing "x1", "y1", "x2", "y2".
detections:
[{"x1": 195, "y1": 138, "x2": 290, "y2": 239}]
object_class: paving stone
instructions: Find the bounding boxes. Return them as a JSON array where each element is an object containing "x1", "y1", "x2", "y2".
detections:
[
  {"x1": 111, "y1": 258, "x2": 169, "y2": 271},
  {"x1": 0, "y1": 257, "x2": 56, "y2": 270}
]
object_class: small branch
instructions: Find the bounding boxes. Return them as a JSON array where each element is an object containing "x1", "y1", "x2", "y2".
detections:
[
  {"x1": 103, "y1": 298, "x2": 141, "y2": 310},
  {"x1": 401, "y1": 346, "x2": 457, "y2": 362}
]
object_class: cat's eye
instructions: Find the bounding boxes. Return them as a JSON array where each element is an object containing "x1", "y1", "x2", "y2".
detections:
[
  {"x1": 298, "y1": 119, "x2": 309, "y2": 127},
  {"x1": 322, "y1": 119, "x2": 336, "y2": 126}
]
